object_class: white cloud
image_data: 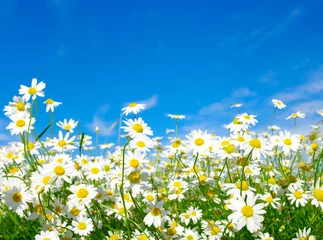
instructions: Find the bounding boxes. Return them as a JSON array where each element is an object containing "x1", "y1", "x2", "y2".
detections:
[
  {"x1": 231, "y1": 88, "x2": 257, "y2": 98},
  {"x1": 290, "y1": 100, "x2": 323, "y2": 115},
  {"x1": 140, "y1": 95, "x2": 158, "y2": 110},
  {"x1": 198, "y1": 88, "x2": 257, "y2": 115},
  {"x1": 244, "y1": 7, "x2": 302, "y2": 52},
  {"x1": 86, "y1": 104, "x2": 118, "y2": 136},
  {"x1": 271, "y1": 65, "x2": 323, "y2": 102},
  {"x1": 259, "y1": 71, "x2": 278, "y2": 84}
]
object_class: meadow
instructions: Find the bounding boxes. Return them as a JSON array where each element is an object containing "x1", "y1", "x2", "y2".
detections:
[{"x1": 1, "y1": 78, "x2": 323, "y2": 240}]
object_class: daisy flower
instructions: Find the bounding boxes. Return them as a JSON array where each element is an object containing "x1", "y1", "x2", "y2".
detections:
[
  {"x1": 84, "y1": 162, "x2": 104, "y2": 180},
  {"x1": 35, "y1": 230, "x2": 60, "y2": 240},
  {"x1": 310, "y1": 183, "x2": 323, "y2": 211},
  {"x1": 237, "y1": 113, "x2": 258, "y2": 126},
  {"x1": 68, "y1": 184, "x2": 98, "y2": 207},
  {"x1": 43, "y1": 161, "x2": 77, "y2": 186},
  {"x1": 279, "y1": 130, "x2": 300, "y2": 155},
  {"x1": 143, "y1": 200, "x2": 167, "y2": 228},
  {"x1": 166, "y1": 129, "x2": 175, "y2": 134},
  {"x1": 185, "y1": 129, "x2": 212, "y2": 154},
  {"x1": 122, "y1": 102, "x2": 145, "y2": 116},
  {"x1": 292, "y1": 227, "x2": 311, "y2": 240},
  {"x1": 181, "y1": 228, "x2": 200, "y2": 240},
  {"x1": 286, "y1": 185, "x2": 309, "y2": 207},
  {"x1": 226, "y1": 118, "x2": 249, "y2": 133},
  {"x1": 272, "y1": 99, "x2": 287, "y2": 109},
  {"x1": 223, "y1": 180, "x2": 256, "y2": 198},
  {"x1": 227, "y1": 194, "x2": 266, "y2": 233},
  {"x1": 3, "y1": 96, "x2": 31, "y2": 116},
  {"x1": 260, "y1": 192, "x2": 280, "y2": 209},
  {"x1": 2, "y1": 182, "x2": 33, "y2": 217},
  {"x1": 44, "y1": 98, "x2": 62, "y2": 112},
  {"x1": 57, "y1": 118, "x2": 78, "y2": 133},
  {"x1": 19, "y1": 78, "x2": 46, "y2": 101},
  {"x1": 6, "y1": 112, "x2": 35, "y2": 135},
  {"x1": 72, "y1": 215, "x2": 94, "y2": 236},
  {"x1": 130, "y1": 137, "x2": 154, "y2": 152},
  {"x1": 317, "y1": 109, "x2": 323, "y2": 116},
  {"x1": 168, "y1": 114, "x2": 186, "y2": 119},
  {"x1": 257, "y1": 232, "x2": 274, "y2": 240},
  {"x1": 51, "y1": 131, "x2": 76, "y2": 152},
  {"x1": 286, "y1": 111, "x2": 306, "y2": 120},
  {"x1": 242, "y1": 137, "x2": 271, "y2": 160},
  {"x1": 122, "y1": 117, "x2": 153, "y2": 140},
  {"x1": 231, "y1": 103, "x2": 243, "y2": 108}
]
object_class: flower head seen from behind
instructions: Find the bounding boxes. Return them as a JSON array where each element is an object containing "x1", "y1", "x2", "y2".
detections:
[
  {"x1": 272, "y1": 99, "x2": 287, "y2": 109},
  {"x1": 122, "y1": 102, "x2": 145, "y2": 116},
  {"x1": 286, "y1": 111, "x2": 306, "y2": 120}
]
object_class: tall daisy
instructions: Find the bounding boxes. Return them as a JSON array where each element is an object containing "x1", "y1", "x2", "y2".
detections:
[
  {"x1": 122, "y1": 117, "x2": 153, "y2": 140},
  {"x1": 227, "y1": 194, "x2": 266, "y2": 233},
  {"x1": 19, "y1": 78, "x2": 46, "y2": 101},
  {"x1": 122, "y1": 102, "x2": 145, "y2": 116}
]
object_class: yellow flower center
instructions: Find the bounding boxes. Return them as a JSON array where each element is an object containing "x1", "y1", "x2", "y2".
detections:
[
  {"x1": 223, "y1": 144, "x2": 235, "y2": 154},
  {"x1": 284, "y1": 138, "x2": 292, "y2": 145},
  {"x1": 104, "y1": 165, "x2": 111, "y2": 172},
  {"x1": 138, "y1": 236, "x2": 148, "y2": 240},
  {"x1": 43, "y1": 238, "x2": 50, "y2": 240},
  {"x1": 146, "y1": 194, "x2": 154, "y2": 201},
  {"x1": 291, "y1": 113, "x2": 298, "y2": 118},
  {"x1": 166, "y1": 227, "x2": 177, "y2": 236},
  {"x1": 241, "y1": 205, "x2": 254, "y2": 218},
  {"x1": 71, "y1": 208, "x2": 80, "y2": 216},
  {"x1": 249, "y1": 138, "x2": 261, "y2": 148},
  {"x1": 211, "y1": 226, "x2": 221, "y2": 235},
  {"x1": 172, "y1": 139, "x2": 181, "y2": 148},
  {"x1": 12, "y1": 192, "x2": 22, "y2": 202},
  {"x1": 91, "y1": 167, "x2": 99, "y2": 174},
  {"x1": 110, "y1": 234, "x2": 119, "y2": 240},
  {"x1": 294, "y1": 190, "x2": 302, "y2": 199},
  {"x1": 54, "y1": 166, "x2": 65, "y2": 176},
  {"x1": 27, "y1": 142, "x2": 35, "y2": 150},
  {"x1": 132, "y1": 123, "x2": 143, "y2": 133},
  {"x1": 313, "y1": 189, "x2": 323, "y2": 201},
  {"x1": 199, "y1": 175, "x2": 207, "y2": 184},
  {"x1": 173, "y1": 181, "x2": 182, "y2": 187},
  {"x1": 151, "y1": 207, "x2": 162, "y2": 216},
  {"x1": 57, "y1": 140, "x2": 67, "y2": 147},
  {"x1": 16, "y1": 101, "x2": 25, "y2": 111},
  {"x1": 186, "y1": 235, "x2": 194, "y2": 240},
  {"x1": 129, "y1": 159, "x2": 140, "y2": 168},
  {"x1": 128, "y1": 171, "x2": 140, "y2": 183},
  {"x1": 9, "y1": 167, "x2": 19, "y2": 174},
  {"x1": 16, "y1": 119, "x2": 26, "y2": 128},
  {"x1": 221, "y1": 140, "x2": 230, "y2": 146},
  {"x1": 136, "y1": 141, "x2": 145, "y2": 148},
  {"x1": 42, "y1": 176, "x2": 51, "y2": 185},
  {"x1": 77, "y1": 222, "x2": 86, "y2": 230},
  {"x1": 77, "y1": 188, "x2": 89, "y2": 198},
  {"x1": 63, "y1": 124, "x2": 72, "y2": 130},
  {"x1": 28, "y1": 87, "x2": 37, "y2": 95},
  {"x1": 237, "y1": 136, "x2": 245, "y2": 142},
  {"x1": 194, "y1": 138, "x2": 205, "y2": 146},
  {"x1": 129, "y1": 102, "x2": 137, "y2": 107},
  {"x1": 265, "y1": 196, "x2": 273, "y2": 202},
  {"x1": 34, "y1": 204, "x2": 43, "y2": 214},
  {"x1": 244, "y1": 115, "x2": 251, "y2": 120},
  {"x1": 311, "y1": 143, "x2": 319, "y2": 150},
  {"x1": 236, "y1": 180, "x2": 249, "y2": 191},
  {"x1": 233, "y1": 118, "x2": 242, "y2": 124},
  {"x1": 268, "y1": 177, "x2": 276, "y2": 185},
  {"x1": 6, "y1": 152, "x2": 14, "y2": 159},
  {"x1": 45, "y1": 98, "x2": 54, "y2": 104}
]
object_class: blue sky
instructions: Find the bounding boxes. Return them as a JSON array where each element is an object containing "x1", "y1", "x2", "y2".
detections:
[{"x1": 1, "y1": 0, "x2": 323, "y2": 144}]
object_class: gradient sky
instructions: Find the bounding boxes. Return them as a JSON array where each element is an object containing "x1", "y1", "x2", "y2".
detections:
[{"x1": 1, "y1": 0, "x2": 323, "y2": 144}]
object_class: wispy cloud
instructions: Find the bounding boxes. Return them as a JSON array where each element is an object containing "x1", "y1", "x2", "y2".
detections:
[
  {"x1": 86, "y1": 105, "x2": 118, "y2": 136},
  {"x1": 294, "y1": 58, "x2": 309, "y2": 69},
  {"x1": 244, "y1": 6, "x2": 302, "y2": 52},
  {"x1": 199, "y1": 87, "x2": 257, "y2": 115},
  {"x1": 271, "y1": 65, "x2": 323, "y2": 102},
  {"x1": 290, "y1": 100, "x2": 323, "y2": 115},
  {"x1": 259, "y1": 71, "x2": 278, "y2": 85},
  {"x1": 140, "y1": 95, "x2": 158, "y2": 110}
]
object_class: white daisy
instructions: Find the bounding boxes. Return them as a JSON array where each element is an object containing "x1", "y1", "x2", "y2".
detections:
[
  {"x1": 19, "y1": 78, "x2": 46, "y2": 101},
  {"x1": 272, "y1": 99, "x2": 286, "y2": 109},
  {"x1": 6, "y1": 112, "x2": 35, "y2": 135},
  {"x1": 72, "y1": 215, "x2": 94, "y2": 236},
  {"x1": 56, "y1": 118, "x2": 78, "y2": 133},
  {"x1": 44, "y1": 98, "x2": 62, "y2": 112},
  {"x1": 122, "y1": 117, "x2": 153, "y2": 140},
  {"x1": 122, "y1": 102, "x2": 145, "y2": 116}
]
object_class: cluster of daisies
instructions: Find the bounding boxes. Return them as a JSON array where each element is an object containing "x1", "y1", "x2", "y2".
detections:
[{"x1": 0, "y1": 79, "x2": 323, "y2": 240}]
